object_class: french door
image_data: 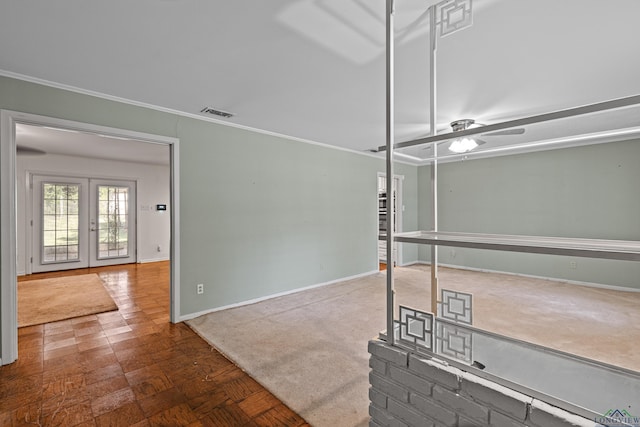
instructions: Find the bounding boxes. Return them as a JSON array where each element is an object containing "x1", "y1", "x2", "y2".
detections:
[{"x1": 31, "y1": 175, "x2": 137, "y2": 272}]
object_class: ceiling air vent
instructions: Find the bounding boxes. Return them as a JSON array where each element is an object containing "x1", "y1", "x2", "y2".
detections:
[{"x1": 200, "y1": 107, "x2": 234, "y2": 118}]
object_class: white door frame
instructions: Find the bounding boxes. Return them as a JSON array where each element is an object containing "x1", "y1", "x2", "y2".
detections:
[
  {"x1": 377, "y1": 172, "x2": 403, "y2": 266},
  {"x1": 1, "y1": 110, "x2": 181, "y2": 365}
]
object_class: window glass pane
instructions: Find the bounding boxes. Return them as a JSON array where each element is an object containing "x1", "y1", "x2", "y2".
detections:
[
  {"x1": 43, "y1": 184, "x2": 56, "y2": 200},
  {"x1": 55, "y1": 185, "x2": 66, "y2": 200},
  {"x1": 56, "y1": 233, "x2": 69, "y2": 246},
  {"x1": 58, "y1": 199, "x2": 68, "y2": 215},
  {"x1": 99, "y1": 242, "x2": 108, "y2": 255},
  {"x1": 43, "y1": 246, "x2": 56, "y2": 262},
  {"x1": 68, "y1": 245, "x2": 79, "y2": 260},
  {"x1": 68, "y1": 215, "x2": 79, "y2": 230},
  {"x1": 55, "y1": 245, "x2": 68, "y2": 261},
  {"x1": 99, "y1": 186, "x2": 109, "y2": 200},
  {"x1": 68, "y1": 199, "x2": 79, "y2": 214},
  {"x1": 43, "y1": 231, "x2": 56, "y2": 246},
  {"x1": 97, "y1": 185, "x2": 130, "y2": 259},
  {"x1": 41, "y1": 182, "x2": 81, "y2": 264},
  {"x1": 67, "y1": 230, "x2": 78, "y2": 244},
  {"x1": 55, "y1": 215, "x2": 68, "y2": 230},
  {"x1": 43, "y1": 199, "x2": 56, "y2": 215},
  {"x1": 67, "y1": 185, "x2": 79, "y2": 200},
  {"x1": 43, "y1": 215, "x2": 56, "y2": 231}
]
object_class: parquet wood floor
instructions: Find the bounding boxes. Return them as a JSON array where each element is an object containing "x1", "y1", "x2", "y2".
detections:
[{"x1": 1, "y1": 262, "x2": 309, "y2": 427}]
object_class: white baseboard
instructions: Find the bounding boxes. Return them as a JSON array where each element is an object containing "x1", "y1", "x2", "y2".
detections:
[
  {"x1": 17, "y1": 260, "x2": 167, "y2": 274},
  {"x1": 139, "y1": 257, "x2": 170, "y2": 264},
  {"x1": 405, "y1": 261, "x2": 640, "y2": 293},
  {"x1": 179, "y1": 269, "x2": 380, "y2": 322}
]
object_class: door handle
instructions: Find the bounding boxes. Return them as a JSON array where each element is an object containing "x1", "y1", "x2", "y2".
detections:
[{"x1": 90, "y1": 220, "x2": 96, "y2": 232}]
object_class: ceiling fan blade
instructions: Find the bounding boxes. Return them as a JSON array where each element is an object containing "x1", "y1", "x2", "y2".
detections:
[
  {"x1": 17, "y1": 145, "x2": 47, "y2": 155},
  {"x1": 481, "y1": 128, "x2": 525, "y2": 136}
]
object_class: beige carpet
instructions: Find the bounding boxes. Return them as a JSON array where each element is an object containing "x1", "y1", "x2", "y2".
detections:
[
  {"x1": 18, "y1": 273, "x2": 118, "y2": 327},
  {"x1": 187, "y1": 265, "x2": 640, "y2": 427}
]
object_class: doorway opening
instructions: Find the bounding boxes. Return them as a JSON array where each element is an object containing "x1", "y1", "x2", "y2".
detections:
[
  {"x1": 377, "y1": 173, "x2": 402, "y2": 270},
  {"x1": 1, "y1": 110, "x2": 180, "y2": 366}
]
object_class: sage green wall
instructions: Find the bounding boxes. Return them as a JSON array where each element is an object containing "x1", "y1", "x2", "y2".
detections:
[
  {"x1": 0, "y1": 76, "x2": 418, "y2": 323},
  {"x1": 417, "y1": 141, "x2": 640, "y2": 289},
  {"x1": 177, "y1": 117, "x2": 418, "y2": 313}
]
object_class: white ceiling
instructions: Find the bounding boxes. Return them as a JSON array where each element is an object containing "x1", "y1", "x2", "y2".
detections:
[
  {"x1": 16, "y1": 123, "x2": 170, "y2": 166},
  {"x1": 2, "y1": 0, "x2": 640, "y2": 161}
]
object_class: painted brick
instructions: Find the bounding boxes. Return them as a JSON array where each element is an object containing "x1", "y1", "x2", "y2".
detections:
[
  {"x1": 458, "y1": 415, "x2": 489, "y2": 427},
  {"x1": 432, "y1": 384, "x2": 489, "y2": 425},
  {"x1": 369, "y1": 340, "x2": 410, "y2": 367},
  {"x1": 388, "y1": 397, "x2": 435, "y2": 427},
  {"x1": 460, "y1": 372, "x2": 532, "y2": 421},
  {"x1": 370, "y1": 387, "x2": 388, "y2": 409},
  {"x1": 528, "y1": 399, "x2": 603, "y2": 427},
  {"x1": 490, "y1": 411, "x2": 528, "y2": 427},
  {"x1": 408, "y1": 354, "x2": 462, "y2": 390},
  {"x1": 370, "y1": 372, "x2": 409, "y2": 402},
  {"x1": 409, "y1": 392, "x2": 457, "y2": 427},
  {"x1": 389, "y1": 365, "x2": 434, "y2": 397},
  {"x1": 370, "y1": 403, "x2": 409, "y2": 427},
  {"x1": 370, "y1": 355, "x2": 388, "y2": 375}
]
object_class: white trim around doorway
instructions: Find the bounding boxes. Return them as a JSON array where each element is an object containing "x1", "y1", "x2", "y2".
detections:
[
  {"x1": 377, "y1": 172, "x2": 404, "y2": 267},
  {"x1": 0, "y1": 110, "x2": 181, "y2": 365}
]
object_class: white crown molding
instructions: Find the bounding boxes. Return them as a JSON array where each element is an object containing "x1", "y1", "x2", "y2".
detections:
[{"x1": 0, "y1": 70, "x2": 417, "y2": 166}]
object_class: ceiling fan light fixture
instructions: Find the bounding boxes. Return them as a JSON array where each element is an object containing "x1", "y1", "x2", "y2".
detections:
[
  {"x1": 448, "y1": 119, "x2": 480, "y2": 153},
  {"x1": 448, "y1": 137, "x2": 478, "y2": 153}
]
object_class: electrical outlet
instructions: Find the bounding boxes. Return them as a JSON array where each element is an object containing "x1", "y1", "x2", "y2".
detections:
[
  {"x1": 569, "y1": 261, "x2": 577, "y2": 269},
  {"x1": 197, "y1": 283, "x2": 204, "y2": 294}
]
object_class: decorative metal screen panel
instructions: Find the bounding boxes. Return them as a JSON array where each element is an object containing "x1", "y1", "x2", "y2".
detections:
[
  {"x1": 435, "y1": 0, "x2": 473, "y2": 37},
  {"x1": 398, "y1": 306, "x2": 434, "y2": 353},
  {"x1": 436, "y1": 321, "x2": 473, "y2": 364},
  {"x1": 438, "y1": 289, "x2": 473, "y2": 325}
]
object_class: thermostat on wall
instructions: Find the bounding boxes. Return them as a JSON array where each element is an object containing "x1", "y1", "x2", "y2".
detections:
[{"x1": 156, "y1": 204, "x2": 167, "y2": 211}]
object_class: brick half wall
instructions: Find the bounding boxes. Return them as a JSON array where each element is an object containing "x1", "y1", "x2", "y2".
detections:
[{"x1": 368, "y1": 339, "x2": 604, "y2": 427}]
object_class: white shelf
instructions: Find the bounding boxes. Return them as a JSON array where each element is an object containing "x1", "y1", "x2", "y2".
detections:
[{"x1": 393, "y1": 231, "x2": 640, "y2": 261}]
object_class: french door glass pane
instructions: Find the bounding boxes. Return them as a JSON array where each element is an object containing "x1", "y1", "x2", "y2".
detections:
[
  {"x1": 98, "y1": 186, "x2": 129, "y2": 259},
  {"x1": 42, "y1": 183, "x2": 81, "y2": 263}
]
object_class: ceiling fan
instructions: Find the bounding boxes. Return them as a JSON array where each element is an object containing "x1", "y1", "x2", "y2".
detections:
[
  {"x1": 368, "y1": 119, "x2": 526, "y2": 154},
  {"x1": 444, "y1": 119, "x2": 525, "y2": 153}
]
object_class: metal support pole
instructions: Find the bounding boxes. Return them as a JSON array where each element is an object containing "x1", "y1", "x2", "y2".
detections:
[
  {"x1": 429, "y1": 6, "x2": 439, "y2": 315},
  {"x1": 386, "y1": 0, "x2": 396, "y2": 344}
]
